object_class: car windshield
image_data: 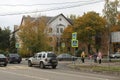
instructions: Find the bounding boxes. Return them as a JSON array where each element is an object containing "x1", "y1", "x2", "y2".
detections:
[
  {"x1": 65, "y1": 54, "x2": 72, "y2": 57},
  {"x1": 115, "y1": 52, "x2": 120, "y2": 54},
  {"x1": 0, "y1": 54, "x2": 6, "y2": 58},
  {"x1": 9, "y1": 54, "x2": 19, "y2": 57},
  {"x1": 47, "y1": 53, "x2": 56, "y2": 58},
  {"x1": 57, "y1": 54, "x2": 72, "y2": 58}
]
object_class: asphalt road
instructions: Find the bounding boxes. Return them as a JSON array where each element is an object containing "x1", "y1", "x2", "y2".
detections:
[{"x1": 0, "y1": 60, "x2": 119, "y2": 80}]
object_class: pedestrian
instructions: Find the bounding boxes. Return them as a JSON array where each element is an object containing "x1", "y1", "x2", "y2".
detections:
[
  {"x1": 72, "y1": 56, "x2": 75, "y2": 64},
  {"x1": 93, "y1": 52, "x2": 97, "y2": 63},
  {"x1": 81, "y1": 51, "x2": 85, "y2": 63},
  {"x1": 97, "y1": 51, "x2": 102, "y2": 64}
]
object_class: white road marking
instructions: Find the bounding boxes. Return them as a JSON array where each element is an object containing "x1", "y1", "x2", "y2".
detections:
[
  {"x1": 0, "y1": 65, "x2": 31, "y2": 70},
  {"x1": 0, "y1": 70, "x2": 49, "y2": 80}
]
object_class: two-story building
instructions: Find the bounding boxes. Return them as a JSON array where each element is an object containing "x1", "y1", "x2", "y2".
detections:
[{"x1": 14, "y1": 14, "x2": 73, "y2": 53}]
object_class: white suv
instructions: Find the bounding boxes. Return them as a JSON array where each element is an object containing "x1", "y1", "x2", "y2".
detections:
[{"x1": 28, "y1": 51, "x2": 58, "y2": 69}]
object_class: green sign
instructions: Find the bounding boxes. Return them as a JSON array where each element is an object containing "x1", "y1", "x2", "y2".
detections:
[
  {"x1": 72, "y1": 32, "x2": 77, "y2": 40},
  {"x1": 16, "y1": 43, "x2": 19, "y2": 48},
  {"x1": 71, "y1": 40, "x2": 78, "y2": 47}
]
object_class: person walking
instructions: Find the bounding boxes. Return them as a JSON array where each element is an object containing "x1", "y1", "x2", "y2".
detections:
[
  {"x1": 97, "y1": 51, "x2": 102, "y2": 64},
  {"x1": 81, "y1": 51, "x2": 85, "y2": 63},
  {"x1": 93, "y1": 52, "x2": 97, "y2": 63}
]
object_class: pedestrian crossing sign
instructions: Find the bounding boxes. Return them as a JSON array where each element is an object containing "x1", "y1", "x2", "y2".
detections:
[
  {"x1": 72, "y1": 32, "x2": 77, "y2": 40},
  {"x1": 71, "y1": 40, "x2": 78, "y2": 47}
]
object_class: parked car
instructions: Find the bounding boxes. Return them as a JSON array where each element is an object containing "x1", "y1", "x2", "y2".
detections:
[
  {"x1": 28, "y1": 51, "x2": 58, "y2": 69},
  {"x1": 109, "y1": 52, "x2": 120, "y2": 58},
  {"x1": 7, "y1": 53, "x2": 22, "y2": 63},
  {"x1": 57, "y1": 53, "x2": 77, "y2": 61},
  {"x1": 0, "y1": 54, "x2": 8, "y2": 66}
]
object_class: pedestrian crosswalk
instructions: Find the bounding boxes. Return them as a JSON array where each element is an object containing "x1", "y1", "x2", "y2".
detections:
[{"x1": 0, "y1": 65, "x2": 31, "y2": 70}]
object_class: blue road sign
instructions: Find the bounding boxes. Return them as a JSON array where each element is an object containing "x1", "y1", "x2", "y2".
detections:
[
  {"x1": 71, "y1": 40, "x2": 78, "y2": 47},
  {"x1": 72, "y1": 32, "x2": 77, "y2": 40}
]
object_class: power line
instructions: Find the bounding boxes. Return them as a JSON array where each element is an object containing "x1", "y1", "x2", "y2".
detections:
[
  {"x1": 0, "y1": 0, "x2": 95, "y2": 6},
  {"x1": 0, "y1": 0, "x2": 104, "y2": 16}
]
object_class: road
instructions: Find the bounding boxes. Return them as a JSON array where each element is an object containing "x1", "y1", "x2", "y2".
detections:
[{"x1": 0, "y1": 60, "x2": 119, "y2": 80}]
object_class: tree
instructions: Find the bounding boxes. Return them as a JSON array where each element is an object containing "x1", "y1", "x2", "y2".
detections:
[
  {"x1": 9, "y1": 33, "x2": 17, "y2": 53},
  {"x1": 18, "y1": 16, "x2": 50, "y2": 56},
  {"x1": 62, "y1": 25, "x2": 73, "y2": 39},
  {"x1": 103, "y1": 0, "x2": 119, "y2": 27},
  {"x1": 0, "y1": 27, "x2": 11, "y2": 54},
  {"x1": 103, "y1": 0, "x2": 119, "y2": 54},
  {"x1": 74, "y1": 11, "x2": 106, "y2": 54},
  {"x1": 61, "y1": 25, "x2": 73, "y2": 52},
  {"x1": 68, "y1": 14, "x2": 77, "y2": 20}
]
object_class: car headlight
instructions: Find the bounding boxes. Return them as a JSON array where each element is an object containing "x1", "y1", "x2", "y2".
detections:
[{"x1": 112, "y1": 55, "x2": 115, "y2": 57}]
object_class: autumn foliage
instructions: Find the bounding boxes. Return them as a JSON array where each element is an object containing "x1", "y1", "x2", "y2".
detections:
[{"x1": 18, "y1": 16, "x2": 50, "y2": 56}]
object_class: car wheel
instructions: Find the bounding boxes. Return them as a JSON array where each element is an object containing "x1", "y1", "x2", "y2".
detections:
[
  {"x1": 4, "y1": 64, "x2": 7, "y2": 67},
  {"x1": 8, "y1": 61, "x2": 12, "y2": 63},
  {"x1": 28, "y1": 61, "x2": 32, "y2": 67},
  {"x1": 52, "y1": 65, "x2": 57, "y2": 69},
  {"x1": 18, "y1": 61, "x2": 21, "y2": 64},
  {"x1": 115, "y1": 56, "x2": 118, "y2": 59},
  {"x1": 39, "y1": 62, "x2": 44, "y2": 69},
  {"x1": 59, "y1": 59, "x2": 62, "y2": 61}
]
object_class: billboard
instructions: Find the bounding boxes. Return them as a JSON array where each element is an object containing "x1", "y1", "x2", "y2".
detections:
[{"x1": 111, "y1": 32, "x2": 120, "y2": 42}]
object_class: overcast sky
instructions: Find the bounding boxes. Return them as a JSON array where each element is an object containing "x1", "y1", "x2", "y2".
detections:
[{"x1": 0, "y1": 0, "x2": 105, "y2": 31}]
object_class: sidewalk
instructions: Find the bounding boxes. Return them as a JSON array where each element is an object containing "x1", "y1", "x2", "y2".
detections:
[
  {"x1": 67, "y1": 59, "x2": 120, "y2": 76},
  {"x1": 72, "y1": 58, "x2": 120, "y2": 67}
]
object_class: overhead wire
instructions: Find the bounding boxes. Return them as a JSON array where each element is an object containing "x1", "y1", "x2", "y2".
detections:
[
  {"x1": 0, "y1": 0, "x2": 104, "y2": 16},
  {"x1": 0, "y1": 0, "x2": 96, "y2": 6}
]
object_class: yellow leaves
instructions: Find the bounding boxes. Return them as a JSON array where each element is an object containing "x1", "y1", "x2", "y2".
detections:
[
  {"x1": 117, "y1": 14, "x2": 120, "y2": 20},
  {"x1": 85, "y1": 27, "x2": 93, "y2": 31},
  {"x1": 62, "y1": 25, "x2": 73, "y2": 39},
  {"x1": 18, "y1": 16, "x2": 49, "y2": 53},
  {"x1": 64, "y1": 25, "x2": 73, "y2": 33},
  {"x1": 74, "y1": 16, "x2": 83, "y2": 28},
  {"x1": 111, "y1": 25, "x2": 120, "y2": 32}
]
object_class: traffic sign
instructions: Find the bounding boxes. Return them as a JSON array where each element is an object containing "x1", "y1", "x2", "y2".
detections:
[
  {"x1": 72, "y1": 32, "x2": 77, "y2": 40},
  {"x1": 71, "y1": 40, "x2": 78, "y2": 47},
  {"x1": 16, "y1": 43, "x2": 19, "y2": 48}
]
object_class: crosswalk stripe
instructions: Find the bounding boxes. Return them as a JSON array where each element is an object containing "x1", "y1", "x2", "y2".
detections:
[{"x1": 0, "y1": 66, "x2": 31, "y2": 70}]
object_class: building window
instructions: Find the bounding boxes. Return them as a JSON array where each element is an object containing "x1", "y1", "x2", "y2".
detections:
[
  {"x1": 57, "y1": 28, "x2": 59, "y2": 33},
  {"x1": 60, "y1": 28, "x2": 63, "y2": 33},
  {"x1": 49, "y1": 28, "x2": 52, "y2": 33},
  {"x1": 59, "y1": 18, "x2": 62, "y2": 21}
]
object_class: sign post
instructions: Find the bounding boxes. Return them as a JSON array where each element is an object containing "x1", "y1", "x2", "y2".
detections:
[
  {"x1": 71, "y1": 32, "x2": 78, "y2": 48},
  {"x1": 71, "y1": 32, "x2": 78, "y2": 64}
]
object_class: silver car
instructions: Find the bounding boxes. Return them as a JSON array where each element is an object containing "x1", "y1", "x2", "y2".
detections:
[
  {"x1": 57, "y1": 53, "x2": 77, "y2": 61},
  {"x1": 109, "y1": 52, "x2": 120, "y2": 58},
  {"x1": 28, "y1": 51, "x2": 58, "y2": 69}
]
